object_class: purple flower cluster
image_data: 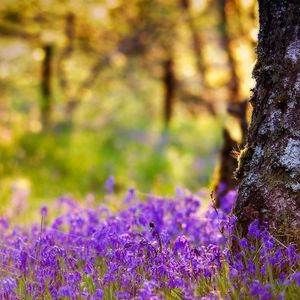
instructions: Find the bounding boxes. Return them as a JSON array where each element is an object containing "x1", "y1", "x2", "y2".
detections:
[{"x1": 0, "y1": 188, "x2": 299, "y2": 299}]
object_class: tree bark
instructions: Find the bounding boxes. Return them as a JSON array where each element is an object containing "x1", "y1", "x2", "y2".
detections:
[{"x1": 234, "y1": 0, "x2": 300, "y2": 245}]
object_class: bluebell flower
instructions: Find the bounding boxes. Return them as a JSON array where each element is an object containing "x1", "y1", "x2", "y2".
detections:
[
  {"x1": 58, "y1": 285, "x2": 73, "y2": 298},
  {"x1": 292, "y1": 273, "x2": 300, "y2": 286},
  {"x1": 104, "y1": 176, "x2": 115, "y2": 194}
]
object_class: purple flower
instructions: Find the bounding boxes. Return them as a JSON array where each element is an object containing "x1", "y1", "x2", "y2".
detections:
[
  {"x1": 229, "y1": 268, "x2": 239, "y2": 278},
  {"x1": 137, "y1": 281, "x2": 158, "y2": 298},
  {"x1": 248, "y1": 220, "x2": 261, "y2": 238},
  {"x1": 219, "y1": 190, "x2": 237, "y2": 214},
  {"x1": 217, "y1": 182, "x2": 227, "y2": 195},
  {"x1": 91, "y1": 289, "x2": 103, "y2": 300},
  {"x1": 250, "y1": 281, "x2": 272, "y2": 300},
  {"x1": 278, "y1": 292, "x2": 285, "y2": 300},
  {"x1": 149, "y1": 222, "x2": 162, "y2": 252},
  {"x1": 40, "y1": 206, "x2": 48, "y2": 217},
  {"x1": 239, "y1": 238, "x2": 248, "y2": 249},
  {"x1": 245, "y1": 258, "x2": 256, "y2": 275},
  {"x1": 125, "y1": 188, "x2": 135, "y2": 203},
  {"x1": 0, "y1": 188, "x2": 299, "y2": 299},
  {"x1": 1, "y1": 277, "x2": 17, "y2": 294},
  {"x1": 58, "y1": 285, "x2": 73, "y2": 298},
  {"x1": 286, "y1": 244, "x2": 298, "y2": 265},
  {"x1": 115, "y1": 292, "x2": 131, "y2": 299},
  {"x1": 0, "y1": 217, "x2": 9, "y2": 229},
  {"x1": 104, "y1": 176, "x2": 115, "y2": 194},
  {"x1": 292, "y1": 273, "x2": 300, "y2": 286},
  {"x1": 173, "y1": 235, "x2": 189, "y2": 254},
  {"x1": 57, "y1": 195, "x2": 78, "y2": 210}
]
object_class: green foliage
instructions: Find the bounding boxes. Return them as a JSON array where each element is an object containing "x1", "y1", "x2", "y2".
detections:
[
  {"x1": 0, "y1": 115, "x2": 222, "y2": 207},
  {"x1": 0, "y1": 0, "x2": 256, "y2": 213}
]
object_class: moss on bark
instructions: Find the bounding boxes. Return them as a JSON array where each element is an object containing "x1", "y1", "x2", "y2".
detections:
[{"x1": 234, "y1": 0, "x2": 300, "y2": 246}]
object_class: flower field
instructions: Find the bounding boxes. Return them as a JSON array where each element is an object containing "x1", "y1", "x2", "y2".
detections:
[{"x1": 0, "y1": 186, "x2": 299, "y2": 299}]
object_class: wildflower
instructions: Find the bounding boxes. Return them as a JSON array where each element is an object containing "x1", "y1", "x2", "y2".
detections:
[
  {"x1": 292, "y1": 273, "x2": 300, "y2": 286},
  {"x1": 0, "y1": 217, "x2": 9, "y2": 230},
  {"x1": 250, "y1": 281, "x2": 272, "y2": 300},
  {"x1": 286, "y1": 244, "x2": 298, "y2": 265},
  {"x1": 229, "y1": 268, "x2": 239, "y2": 278},
  {"x1": 0, "y1": 189, "x2": 299, "y2": 299},
  {"x1": 278, "y1": 292, "x2": 285, "y2": 300},
  {"x1": 40, "y1": 206, "x2": 48, "y2": 217},
  {"x1": 0, "y1": 277, "x2": 17, "y2": 294},
  {"x1": 104, "y1": 176, "x2": 115, "y2": 194},
  {"x1": 173, "y1": 235, "x2": 189, "y2": 254},
  {"x1": 115, "y1": 291, "x2": 131, "y2": 299},
  {"x1": 239, "y1": 237, "x2": 248, "y2": 249},
  {"x1": 245, "y1": 258, "x2": 256, "y2": 275},
  {"x1": 248, "y1": 220, "x2": 261, "y2": 238},
  {"x1": 220, "y1": 190, "x2": 237, "y2": 214},
  {"x1": 262, "y1": 235, "x2": 274, "y2": 251},
  {"x1": 91, "y1": 289, "x2": 103, "y2": 300},
  {"x1": 149, "y1": 222, "x2": 162, "y2": 252},
  {"x1": 137, "y1": 281, "x2": 158, "y2": 298},
  {"x1": 125, "y1": 188, "x2": 135, "y2": 203},
  {"x1": 58, "y1": 285, "x2": 73, "y2": 298}
]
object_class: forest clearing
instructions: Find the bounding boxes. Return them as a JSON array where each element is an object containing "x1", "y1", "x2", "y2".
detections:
[{"x1": 0, "y1": 0, "x2": 299, "y2": 299}]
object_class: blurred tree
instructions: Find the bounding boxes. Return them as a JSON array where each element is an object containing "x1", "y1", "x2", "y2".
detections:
[
  {"x1": 178, "y1": 0, "x2": 216, "y2": 117},
  {"x1": 162, "y1": 54, "x2": 176, "y2": 128},
  {"x1": 180, "y1": 0, "x2": 207, "y2": 88},
  {"x1": 57, "y1": 12, "x2": 75, "y2": 93},
  {"x1": 40, "y1": 44, "x2": 53, "y2": 127},
  {"x1": 0, "y1": 0, "x2": 254, "y2": 129},
  {"x1": 213, "y1": 0, "x2": 249, "y2": 207},
  {"x1": 62, "y1": 0, "x2": 178, "y2": 120},
  {"x1": 234, "y1": 0, "x2": 300, "y2": 245},
  {"x1": 0, "y1": 0, "x2": 259, "y2": 200},
  {"x1": 217, "y1": 0, "x2": 240, "y2": 103},
  {"x1": 217, "y1": 0, "x2": 251, "y2": 144}
]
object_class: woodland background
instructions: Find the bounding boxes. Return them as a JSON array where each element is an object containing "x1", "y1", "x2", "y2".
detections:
[{"x1": 0, "y1": 0, "x2": 257, "y2": 220}]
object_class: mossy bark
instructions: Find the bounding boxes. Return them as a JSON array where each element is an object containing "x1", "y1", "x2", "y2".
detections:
[{"x1": 234, "y1": 0, "x2": 300, "y2": 245}]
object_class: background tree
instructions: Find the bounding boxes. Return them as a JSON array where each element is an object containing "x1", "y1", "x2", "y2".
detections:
[
  {"x1": 213, "y1": 0, "x2": 253, "y2": 206},
  {"x1": 0, "y1": 0, "x2": 258, "y2": 202},
  {"x1": 40, "y1": 43, "x2": 53, "y2": 128},
  {"x1": 162, "y1": 53, "x2": 176, "y2": 128},
  {"x1": 234, "y1": 0, "x2": 300, "y2": 245}
]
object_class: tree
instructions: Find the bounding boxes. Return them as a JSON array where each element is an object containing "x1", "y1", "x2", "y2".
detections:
[
  {"x1": 213, "y1": 0, "x2": 249, "y2": 207},
  {"x1": 234, "y1": 0, "x2": 300, "y2": 245},
  {"x1": 40, "y1": 44, "x2": 53, "y2": 127},
  {"x1": 162, "y1": 54, "x2": 176, "y2": 128}
]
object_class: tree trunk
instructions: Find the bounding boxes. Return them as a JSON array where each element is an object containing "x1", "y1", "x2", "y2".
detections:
[
  {"x1": 213, "y1": 0, "x2": 249, "y2": 207},
  {"x1": 180, "y1": 0, "x2": 207, "y2": 86},
  {"x1": 57, "y1": 12, "x2": 75, "y2": 91},
  {"x1": 214, "y1": 128, "x2": 239, "y2": 207},
  {"x1": 41, "y1": 44, "x2": 53, "y2": 128},
  {"x1": 217, "y1": 0, "x2": 240, "y2": 103},
  {"x1": 163, "y1": 56, "x2": 176, "y2": 128},
  {"x1": 234, "y1": 0, "x2": 300, "y2": 245}
]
